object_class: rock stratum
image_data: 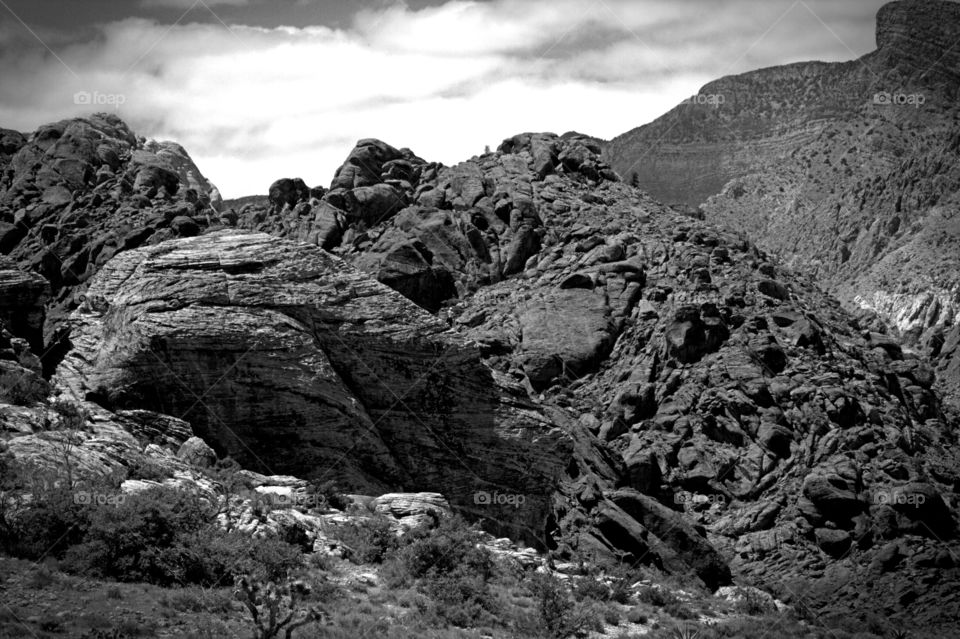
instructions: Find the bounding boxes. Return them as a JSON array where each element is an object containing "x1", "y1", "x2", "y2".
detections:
[{"x1": 604, "y1": 0, "x2": 960, "y2": 407}]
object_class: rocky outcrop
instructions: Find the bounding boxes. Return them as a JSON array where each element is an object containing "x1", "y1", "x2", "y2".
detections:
[
  {"x1": 236, "y1": 132, "x2": 619, "y2": 312},
  {"x1": 51, "y1": 230, "x2": 574, "y2": 544},
  {"x1": 0, "y1": 257, "x2": 49, "y2": 353},
  {"x1": 0, "y1": 113, "x2": 224, "y2": 373}
]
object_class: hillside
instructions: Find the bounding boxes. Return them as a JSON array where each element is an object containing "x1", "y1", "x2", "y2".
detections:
[{"x1": 604, "y1": 0, "x2": 960, "y2": 405}]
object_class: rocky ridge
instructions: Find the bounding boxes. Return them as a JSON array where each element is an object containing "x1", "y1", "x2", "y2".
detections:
[
  {"x1": 603, "y1": 0, "x2": 960, "y2": 408},
  {"x1": 220, "y1": 128, "x2": 960, "y2": 630}
]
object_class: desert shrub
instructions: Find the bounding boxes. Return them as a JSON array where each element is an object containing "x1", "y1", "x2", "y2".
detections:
[
  {"x1": 528, "y1": 571, "x2": 603, "y2": 639},
  {"x1": 126, "y1": 456, "x2": 173, "y2": 482},
  {"x1": 336, "y1": 515, "x2": 400, "y2": 565},
  {"x1": 385, "y1": 517, "x2": 492, "y2": 584},
  {"x1": 663, "y1": 600, "x2": 696, "y2": 620},
  {"x1": 308, "y1": 479, "x2": 350, "y2": 511},
  {"x1": 572, "y1": 576, "x2": 612, "y2": 602},
  {"x1": 234, "y1": 577, "x2": 325, "y2": 639},
  {"x1": 734, "y1": 588, "x2": 775, "y2": 616},
  {"x1": 0, "y1": 367, "x2": 48, "y2": 406},
  {"x1": 0, "y1": 466, "x2": 91, "y2": 558},
  {"x1": 637, "y1": 585, "x2": 680, "y2": 608},
  {"x1": 626, "y1": 607, "x2": 648, "y2": 624},
  {"x1": 383, "y1": 516, "x2": 497, "y2": 627},
  {"x1": 179, "y1": 529, "x2": 304, "y2": 585},
  {"x1": 61, "y1": 486, "x2": 210, "y2": 584}
]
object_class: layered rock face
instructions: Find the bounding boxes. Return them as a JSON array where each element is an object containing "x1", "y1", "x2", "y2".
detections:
[
  {"x1": 604, "y1": 0, "x2": 960, "y2": 406},
  {"x1": 0, "y1": 113, "x2": 222, "y2": 370},
  {"x1": 52, "y1": 230, "x2": 575, "y2": 545}
]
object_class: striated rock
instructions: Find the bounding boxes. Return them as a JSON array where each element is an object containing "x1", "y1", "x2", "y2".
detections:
[
  {"x1": 53, "y1": 230, "x2": 573, "y2": 544},
  {"x1": 0, "y1": 257, "x2": 49, "y2": 353},
  {"x1": 372, "y1": 492, "x2": 451, "y2": 529}
]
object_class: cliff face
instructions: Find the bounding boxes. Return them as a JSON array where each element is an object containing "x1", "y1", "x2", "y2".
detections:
[{"x1": 604, "y1": 0, "x2": 960, "y2": 404}]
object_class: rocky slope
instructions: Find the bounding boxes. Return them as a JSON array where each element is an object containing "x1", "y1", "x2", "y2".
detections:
[
  {"x1": 603, "y1": 0, "x2": 960, "y2": 406},
  {"x1": 218, "y1": 129, "x2": 960, "y2": 631},
  {"x1": 2, "y1": 108, "x2": 960, "y2": 633},
  {"x1": 0, "y1": 113, "x2": 222, "y2": 372}
]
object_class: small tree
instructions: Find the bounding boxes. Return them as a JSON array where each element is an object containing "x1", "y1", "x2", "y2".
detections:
[{"x1": 234, "y1": 576, "x2": 326, "y2": 639}]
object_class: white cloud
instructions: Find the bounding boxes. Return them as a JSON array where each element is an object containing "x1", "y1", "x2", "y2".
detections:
[
  {"x1": 141, "y1": 0, "x2": 251, "y2": 8},
  {"x1": 0, "y1": 0, "x2": 886, "y2": 198}
]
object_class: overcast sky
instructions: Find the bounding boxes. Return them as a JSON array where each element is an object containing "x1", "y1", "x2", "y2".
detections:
[{"x1": 0, "y1": 0, "x2": 890, "y2": 198}]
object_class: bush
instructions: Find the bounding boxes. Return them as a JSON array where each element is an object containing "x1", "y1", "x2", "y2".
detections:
[
  {"x1": 383, "y1": 516, "x2": 496, "y2": 627},
  {"x1": 61, "y1": 486, "x2": 209, "y2": 585},
  {"x1": 0, "y1": 465, "x2": 91, "y2": 559},
  {"x1": 178, "y1": 529, "x2": 304, "y2": 585},
  {"x1": 126, "y1": 456, "x2": 173, "y2": 482},
  {"x1": 0, "y1": 367, "x2": 48, "y2": 406},
  {"x1": 572, "y1": 576, "x2": 612, "y2": 602},
  {"x1": 308, "y1": 480, "x2": 350, "y2": 511},
  {"x1": 637, "y1": 585, "x2": 680, "y2": 608},
  {"x1": 528, "y1": 571, "x2": 603, "y2": 639},
  {"x1": 336, "y1": 515, "x2": 400, "y2": 565},
  {"x1": 663, "y1": 600, "x2": 696, "y2": 620}
]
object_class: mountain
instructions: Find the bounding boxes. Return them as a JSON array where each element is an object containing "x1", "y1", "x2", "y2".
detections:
[
  {"x1": 604, "y1": 0, "x2": 960, "y2": 404},
  {"x1": 3, "y1": 7, "x2": 960, "y2": 629},
  {"x1": 212, "y1": 128, "x2": 959, "y2": 629}
]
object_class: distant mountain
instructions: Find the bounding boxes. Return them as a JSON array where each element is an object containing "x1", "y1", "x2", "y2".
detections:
[{"x1": 605, "y1": 0, "x2": 960, "y2": 402}]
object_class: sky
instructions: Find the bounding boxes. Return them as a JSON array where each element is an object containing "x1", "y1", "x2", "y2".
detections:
[{"x1": 0, "y1": 0, "x2": 891, "y2": 198}]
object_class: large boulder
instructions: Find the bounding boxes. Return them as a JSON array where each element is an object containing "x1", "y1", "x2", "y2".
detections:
[
  {"x1": 519, "y1": 289, "x2": 617, "y2": 390},
  {"x1": 54, "y1": 230, "x2": 572, "y2": 544}
]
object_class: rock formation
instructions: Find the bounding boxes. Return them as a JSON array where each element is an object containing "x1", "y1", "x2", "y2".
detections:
[
  {"x1": 0, "y1": 113, "x2": 222, "y2": 372},
  {"x1": 603, "y1": 0, "x2": 960, "y2": 409}
]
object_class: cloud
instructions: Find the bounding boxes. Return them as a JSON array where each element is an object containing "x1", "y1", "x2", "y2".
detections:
[
  {"x1": 0, "y1": 0, "x2": 886, "y2": 198},
  {"x1": 141, "y1": 0, "x2": 251, "y2": 8}
]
